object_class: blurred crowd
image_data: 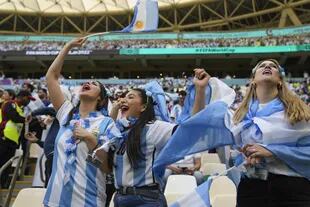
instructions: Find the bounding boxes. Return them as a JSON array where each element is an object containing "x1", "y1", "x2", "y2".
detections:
[
  {"x1": 1, "y1": 76, "x2": 309, "y2": 109},
  {"x1": 0, "y1": 75, "x2": 308, "y2": 190},
  {"x1": 231, "y1": 78, "x2": 310, "y2": 108},
  {"x1": 102, "y1": 35, "x2": 310, "y2": 49},
  {"x1": 0, "y1": 34, "x2": 309, "y2": 52}
]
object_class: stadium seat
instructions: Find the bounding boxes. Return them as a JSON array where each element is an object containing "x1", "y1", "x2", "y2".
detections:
[
  {"x1": 12, "y1": 188, "x2": 46, "y2": 207},
  {"x1": 209, "y1": 176, "x2": 237, "y2": 207},
  {"x1": 201, "y1": 152, "x2": 221, "y2": 164},
  {"x1": 164, "y1": 175, "x2": 197, "y2": 205},
  {"x1": 200, "y1": 163, "x2": 227, "y2": 176}
]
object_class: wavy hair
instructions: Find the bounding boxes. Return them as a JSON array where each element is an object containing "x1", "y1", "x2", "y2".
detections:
[{"x1": 233, "y1": 59, "x2": 310, "y2": 125}]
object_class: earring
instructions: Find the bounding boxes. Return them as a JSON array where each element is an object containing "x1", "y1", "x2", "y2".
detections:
[
  {"x1": 277, "y1": 82, "x2": 282, "y2": 89},
  {"x1": 251, "y1": 82, "x2": 256, "y2": 88}
]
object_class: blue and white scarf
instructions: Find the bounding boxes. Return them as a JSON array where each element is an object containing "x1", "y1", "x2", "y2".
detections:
[
  {"x1": 64, "y1": 111, "x2": 106, "y2": 184},
  {"x1": 154, "y1": 96, "x2": 310, "y2": 206},
  {"x1": 144, "y1": 81, "x2": 170, "y2": 122},
  {"x1": 65, "y1": 111, "x2": 102, "y2": 163},
  {"x1": 233, "y1": 98, "x2": 284, "y2": 145},
  {"x1": 94, "y1": 117, "x2": 137, "y2": 154}
]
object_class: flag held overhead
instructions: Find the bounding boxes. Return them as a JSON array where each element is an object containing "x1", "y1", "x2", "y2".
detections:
[{"x1": 122, "y1": 0, "x2": 159, "y2": 32}]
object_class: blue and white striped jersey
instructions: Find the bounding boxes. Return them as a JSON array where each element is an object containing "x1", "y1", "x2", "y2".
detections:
[
  {"x1": 44, "y1": 101, "x2": 119, "y2": 207},
  {"x1": 114, "y1": 120, "x2": 175, "y2": 188}
]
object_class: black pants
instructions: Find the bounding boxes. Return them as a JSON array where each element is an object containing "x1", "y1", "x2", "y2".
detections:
[
  {"x1": 44, "y1": 156, "x2": 53, "y2": 188},
  {"x1": 0, "y1": 138, "x2": 18, "y2": 188},
  {"x1": 237, "y1": 173, "x2": 310, "y2": 207},
  {"x1": 105, "y1": 173, "x2": 116, "y2": 207},
  {"x1": 106, "y1": 183, "x2": 116, "y2": 207}
]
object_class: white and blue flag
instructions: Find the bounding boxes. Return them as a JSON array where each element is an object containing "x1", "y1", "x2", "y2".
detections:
[
  {"x1": 177, "y1": 78, "x2": 236, "y2": 124},
  {"x1": 170, "y1": 178, "x2": 213, "y2": 207},
  {"x1": 154, "y1": 96, "x2": 310, "y2": 186},
  {"x1": 122, "y1": 0, "x2": 159, "y2": 32}
]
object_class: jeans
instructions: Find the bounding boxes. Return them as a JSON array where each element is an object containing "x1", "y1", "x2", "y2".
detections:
[{"x1": 114, "y1": 191, "x2": 167, "y2": 207}]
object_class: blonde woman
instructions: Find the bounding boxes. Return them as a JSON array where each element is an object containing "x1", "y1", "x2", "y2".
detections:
[
  {"x1": 154, "y1": 59, "x2": 310, "y2": 207},
  {"x1": 229, "y1": 59, "x2": 310, "y2": 206}
]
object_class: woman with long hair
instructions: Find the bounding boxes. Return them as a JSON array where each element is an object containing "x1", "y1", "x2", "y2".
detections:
[
  {"x1": 95, "y1": 85, "x2": 176, "y2": 207},
  {"x1": 194, "y1": 59, "x2": 310, "y2": 206},
  {"x1": 43, "y1": 37, "x2": 120, "y2": 207},
  {"x1": 154, "y1": 59, "x2": 310, "y2": 207}
]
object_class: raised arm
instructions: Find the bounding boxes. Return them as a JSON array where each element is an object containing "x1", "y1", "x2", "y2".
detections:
[
  {"x1": 46, "y1": 37, "x2": 87, "y2": 111},
  {"x1": 192, "y1": 68, "x2": 211, "y2": 115}
]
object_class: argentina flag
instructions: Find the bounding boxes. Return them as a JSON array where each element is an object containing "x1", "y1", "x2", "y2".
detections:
[
  {"x1": 122, "y1": 0, "x2": 159, "y2": 32},
  {"x1": 169, "y1": 174, "x2": 238, "y2": 207},
  {"x1": 177, "y1": 78, "x2": 236, "y2": 124},
  {"x1": 170, "y1": 178, "x2": 213, "y2": 207},
  {"x1": 144, "y1": 81, "x2": 170, "y2": 122},
  {"x1": 153, "y1": 101, "x2": 235, "y2": 186}
]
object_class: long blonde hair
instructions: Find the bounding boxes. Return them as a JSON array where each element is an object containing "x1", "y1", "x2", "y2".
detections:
[{"x1": 233, "y1": 59, "x2": 310, "y2": 125}]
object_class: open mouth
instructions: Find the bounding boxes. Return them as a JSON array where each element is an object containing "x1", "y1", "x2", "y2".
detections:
[
  {"x1": 262, "y1": 69, "x2": 272, "y2": 75},
  {"x1": 120, "y1": 105, "x2": 129, "y2": 112},
  {"x1": 82, "y1": 84, "x2": 91, "y2": 91}
]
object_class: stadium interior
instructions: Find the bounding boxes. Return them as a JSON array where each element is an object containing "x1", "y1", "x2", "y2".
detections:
[
  {"x1": 0, "y1": 0, "x2": 308, "y2": 78},
  {"x1": 0, "y1": 0, "x2": 309, "y2": 207}
]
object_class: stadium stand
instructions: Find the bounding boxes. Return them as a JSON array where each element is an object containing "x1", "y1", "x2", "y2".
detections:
[{"x1": 0, "y1": 0, "x2": 309, "y2": 206}]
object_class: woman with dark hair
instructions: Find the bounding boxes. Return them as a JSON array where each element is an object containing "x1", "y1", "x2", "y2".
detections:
[
  {"x1": 95, "y1": 86, "x2": 176, "y2": 207},
  {"x1": 0, "y1": 89, "x2": 16, "y2": 119},
  {"x1": 43, "y1": 37, "x2": 120, "y2": 207}
]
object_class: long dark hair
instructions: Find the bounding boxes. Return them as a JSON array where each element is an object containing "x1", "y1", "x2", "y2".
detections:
[
  {"x1": 126, "y1": 88, "x2": 155, "y2": 167},
  {"x1": 65, "y1": 81, "x2": 107, "y2": 126}
]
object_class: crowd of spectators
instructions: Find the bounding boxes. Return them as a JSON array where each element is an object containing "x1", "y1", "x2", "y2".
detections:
[
  {"x1": 0, "y1": 34, "x2": 309, "y2": 52},
  {"x1": 0, "y1": 75, "x2": 308, "y2": 192},
  {"x1": 1, "y1": 75, "x2": 308, "y2": 107}
]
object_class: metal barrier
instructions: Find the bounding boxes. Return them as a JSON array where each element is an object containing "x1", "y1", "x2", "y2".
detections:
[
  {"x1": 20, "y1": 142, "x2": 31, "y2": 181},
  {"x1": 0, "y1": 155, "x2": 23, "y2": 207}
]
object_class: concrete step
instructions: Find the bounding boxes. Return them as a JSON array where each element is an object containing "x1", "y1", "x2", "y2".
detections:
[
  {"x1": 14, "y1": 181, "x2": 32, "y2": 190},
  {"x1": 0, "y1": 189, "x2": 20, "y2": 198},
  {"x1": 22, "y1": 176, "x2": 34, "y2": 182}
]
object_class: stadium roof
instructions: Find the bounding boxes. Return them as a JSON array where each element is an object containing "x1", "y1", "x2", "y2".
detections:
[
  {"x1": 0, "y1": 0, "x2": 309, "y2": 34},
  {"x1": 0, "y1": 0, "x2": 198, "y2": 15}
]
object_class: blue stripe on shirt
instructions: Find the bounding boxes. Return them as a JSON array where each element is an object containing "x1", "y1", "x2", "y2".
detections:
[
  {"x1": 115, "y1": 155, "x2": 124, "y2": 188},
  {"x1": 44, "y1": 127, "x2": 67, "y2": 205},
  {"x1": 84, "y1": 164, "x2": 98, "y2": 207},
  {"x1": 59, "y1": 160, "x2": 77, "y2": 206},
  {"x1": 84, "y1": 117, "x2": 112, "y2": 206}
]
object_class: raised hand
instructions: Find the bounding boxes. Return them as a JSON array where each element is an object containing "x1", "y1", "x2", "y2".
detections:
[
  {"x1": 112, "y1": 98, "x2": 125, "y2": 111},
  {"x1": 66, "y1": 37, "x2": 87, "y2": 49},
  {"x1": 193, "y1": 68, "x2": 211, "y2": 88},
  {"x1": 73, "y1": 123, "x2": 93, "y2": 141}
]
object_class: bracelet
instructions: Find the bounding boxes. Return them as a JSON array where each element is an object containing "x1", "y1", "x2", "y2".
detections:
[{"x1": 86, "y1": 153, "x2": 103, "y2": 168}]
